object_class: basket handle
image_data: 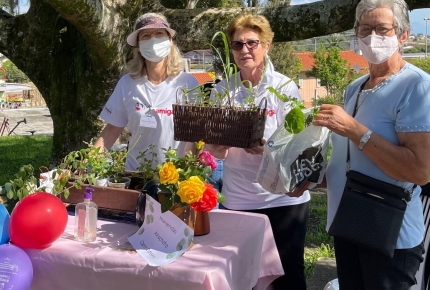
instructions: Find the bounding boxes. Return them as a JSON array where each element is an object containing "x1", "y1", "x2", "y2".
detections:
[
  {"x1": 176, "y1": 87, "x2": 185, "y2": 104},
  {"x1": 257, "y1": 97, "x2": 267, "y2": 110},
  {"x1": 39, "y1": 166, "x2": 50, "y2": 173}
]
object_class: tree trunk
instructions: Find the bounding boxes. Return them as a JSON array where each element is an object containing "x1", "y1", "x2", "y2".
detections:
[{"x1": 0, "y1": 0, "x2": 428, "y2": 164}]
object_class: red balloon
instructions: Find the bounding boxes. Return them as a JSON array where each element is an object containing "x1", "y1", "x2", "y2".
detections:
[{"x1": 9, "y1": 192, "x2": 68, "y2": 249}]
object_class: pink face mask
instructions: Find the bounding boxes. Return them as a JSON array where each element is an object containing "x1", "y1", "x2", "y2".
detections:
[{"x1": 358, "y1": 34, "x2": 399, "y2": 64}]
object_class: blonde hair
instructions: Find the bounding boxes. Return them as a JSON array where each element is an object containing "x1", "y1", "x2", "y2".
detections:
[
  {"x1": 127, "y1": 13, "x2": 184, "y2": 79},
  {"x1": 226, "y1": 14, "x2": 274, "y2": 45}
]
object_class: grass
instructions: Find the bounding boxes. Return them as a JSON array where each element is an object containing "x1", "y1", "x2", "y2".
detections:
[
  {"x1": 0, "y1": 136, "x2": 53, "y2": 210},
  {"x1": 0, "y1": 136, "x2": 53, "y2": 185},
  {"x1": 305, "y1": 192, "x2": 335, "y2": 278},
  {"x1": 0, "y1": 135, "x2": 334, "y2": 278}
]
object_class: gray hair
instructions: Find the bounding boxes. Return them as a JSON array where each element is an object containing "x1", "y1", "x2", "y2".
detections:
[{"x1": 355, "y1": 0, "x2": 410, "y2": 36}]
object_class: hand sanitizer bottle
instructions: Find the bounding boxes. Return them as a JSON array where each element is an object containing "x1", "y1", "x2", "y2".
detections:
[{"x1": 74, "y1": 187, "x2": 98, "y2": 242}]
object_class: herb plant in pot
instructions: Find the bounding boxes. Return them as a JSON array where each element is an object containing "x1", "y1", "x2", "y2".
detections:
[{"x1": 106, "y1": 149, "x2": 130, "y2": 189}]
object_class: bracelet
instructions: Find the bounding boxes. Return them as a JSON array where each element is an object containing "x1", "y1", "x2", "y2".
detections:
[{"x1": 358, "y1": 130, "x2": 372, "y2": 151}]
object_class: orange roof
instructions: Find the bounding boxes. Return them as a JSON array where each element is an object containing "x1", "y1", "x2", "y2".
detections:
[
  {"x1": 295, "y1": 51, "x2": 369, "y2": 73},
  {"x1": 190, "y1": 72, "x2": 214, "y2": 84}
]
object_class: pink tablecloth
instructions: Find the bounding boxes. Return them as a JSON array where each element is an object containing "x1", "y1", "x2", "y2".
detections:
[{"x1": 25, "y1": 209, "x2": 283, "y2": 290}]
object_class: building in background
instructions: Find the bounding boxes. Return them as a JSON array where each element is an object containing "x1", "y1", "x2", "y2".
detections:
[{"x1": 295, "y1": 51, "x2": 368, "y2": 107}]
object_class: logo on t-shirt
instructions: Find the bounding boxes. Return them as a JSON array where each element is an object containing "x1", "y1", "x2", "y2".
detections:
[
  {"x1": 135, "y1": 102, "x2": 150, "y2": 111},
  {"x1": 104, "y1": 106, "x2": 112, "y2": 114},
  {"x1": 267, "y1": 110, "x2": 276, "y2": 117},
  {"x1": 156, "y1": 109, "x2": 173, "y2": 116}
]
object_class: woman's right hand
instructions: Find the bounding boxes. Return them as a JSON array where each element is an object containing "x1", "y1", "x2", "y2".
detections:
[{"x1": 204, "y1": 144, "x2": 230, "y2": 159}]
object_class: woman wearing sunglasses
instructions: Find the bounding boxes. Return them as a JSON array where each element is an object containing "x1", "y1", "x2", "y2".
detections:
[
  {"x1": 94, "y1": 13, "x2": 199, "y2": 170},
  {"x1": 206, "y1": 14, "x2": 309, "y2": 290}
]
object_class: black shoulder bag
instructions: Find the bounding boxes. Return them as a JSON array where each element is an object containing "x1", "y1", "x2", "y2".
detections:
[{"x1": 327, "y1": 81, "x2": 414, "y2": 258}]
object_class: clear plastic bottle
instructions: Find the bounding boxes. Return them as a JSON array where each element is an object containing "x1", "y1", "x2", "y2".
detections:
[{"x1": 74, "y1": 187, "x2": 98, "y2": 242}]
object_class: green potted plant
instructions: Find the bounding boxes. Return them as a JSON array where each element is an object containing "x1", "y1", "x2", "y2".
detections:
[
  {"x1": 106, "y1": 149, "x2": 130, "y2": 189},
  {"x1": 133, "y1": 144, "x2": 158, "y2": 190}
]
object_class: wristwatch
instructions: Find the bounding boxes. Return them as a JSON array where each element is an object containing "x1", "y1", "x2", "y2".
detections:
[{"x1": 358, "y1": 130, "x2": 373, "y2": 151}]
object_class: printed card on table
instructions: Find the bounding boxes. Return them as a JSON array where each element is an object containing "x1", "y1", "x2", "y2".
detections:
[{"x1": 127, "y1": 195, "x2": 194, "y2": 266}]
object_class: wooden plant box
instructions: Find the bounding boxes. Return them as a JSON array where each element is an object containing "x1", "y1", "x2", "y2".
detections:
[{"x1": 60, "y1": 183, "x2": 139, "y2": 212}]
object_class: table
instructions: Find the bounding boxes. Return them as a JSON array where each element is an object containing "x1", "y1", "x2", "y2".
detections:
[{"x1": 25, "y1": 210, "x2": 284, "y2": 290}]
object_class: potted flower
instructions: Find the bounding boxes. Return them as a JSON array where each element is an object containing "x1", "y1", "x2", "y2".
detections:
[{"x1": 145, "y1": 142, "x2": 225, "y2": 235}]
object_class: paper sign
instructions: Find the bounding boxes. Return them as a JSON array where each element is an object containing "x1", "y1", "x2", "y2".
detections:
[
  {"x1": 127, "y1": 195, "x2": 194, "y2": 266},
  {"x1": 140, "y1": 111, "x2": 157, "y2": 128}
]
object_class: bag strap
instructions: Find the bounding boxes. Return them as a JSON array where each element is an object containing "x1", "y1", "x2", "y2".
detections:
[
  {"x1": 346, "y1": 78, "x2": 417, "y2": 194},
  {"x1": 346, "y1": 79, "x2": 367, "y2": 168}
]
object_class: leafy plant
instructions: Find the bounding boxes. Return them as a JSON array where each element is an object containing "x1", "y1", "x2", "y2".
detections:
[
  {"x1": 52, "y1": 142, "x2": 129, "y2": 196},
  {"x1": 179, "y1": 31, "x2": 268, "y2": 111},
  {"x1": 135, "y1": 144, "x2": 158, "y2": 184},
  {"x1": 3, "y1": 164, "x2": 38, "y2": 200},
  {"x1": 106, "y1": 149, "x2": 128, "y2": 183},
  {"x1": 267, "y1": 86, "x2": 319, "y2": 134}
]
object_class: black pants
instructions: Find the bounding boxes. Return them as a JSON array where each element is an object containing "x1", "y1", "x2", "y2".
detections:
[
  {"x1": 221, "y1": 202, "x2": 309, "y2": 290},
  {"x1": 334, "y1": 237, "x2": 425, "y2": 290}
]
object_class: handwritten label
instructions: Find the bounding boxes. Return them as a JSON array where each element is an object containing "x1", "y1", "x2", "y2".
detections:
[
  {"x1": 140, "y1": 114, "x2": 157, "y2": 128},
  {"x1": 127, "y1": 195, "x2": 194, "y2": 266}
]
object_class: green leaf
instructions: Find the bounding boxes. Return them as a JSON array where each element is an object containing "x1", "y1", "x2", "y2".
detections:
[{"x1": 161, "y1": 195, "x2": 173, "y2": 213}]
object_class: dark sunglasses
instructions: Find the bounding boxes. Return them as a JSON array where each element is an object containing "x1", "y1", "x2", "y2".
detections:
[{"x1": 230, "y1": 40, "x2": 260, "y2": 51}]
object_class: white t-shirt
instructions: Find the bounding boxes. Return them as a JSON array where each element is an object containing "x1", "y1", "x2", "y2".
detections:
[
  {"x1": 212, "y1": 62, "x2": 310, "y2": 210},
  {"x1": 100, "y1": 72, "x2": 199, "y2": 170}
]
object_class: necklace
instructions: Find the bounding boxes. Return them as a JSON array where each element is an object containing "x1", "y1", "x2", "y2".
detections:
[
  {"x1": 354, "y1": 73, "x2": 393, "y2": 114},
  {"x1": 354, "y1": 79, "x2": 383, "y2": 114}
]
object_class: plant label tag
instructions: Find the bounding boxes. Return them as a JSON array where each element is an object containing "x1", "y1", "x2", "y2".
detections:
[{"x1": 140, "y1": 114, "x2": 157, "y2": 128}]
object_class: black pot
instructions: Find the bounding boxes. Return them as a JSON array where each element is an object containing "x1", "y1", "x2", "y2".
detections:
[
  {"x1": 129, "y1": 176, "x2": 145, "y2": 190},
  {"x1": 135, "y1": 180, "x2": 159, "y2": 227}
]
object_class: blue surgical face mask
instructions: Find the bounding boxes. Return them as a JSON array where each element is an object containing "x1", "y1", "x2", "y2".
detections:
[{"x1": 139, "y1": 37, "x2": 171, "y2": 63}]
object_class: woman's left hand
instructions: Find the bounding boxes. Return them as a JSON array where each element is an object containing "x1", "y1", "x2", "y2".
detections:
[{"x1": 244, "y1": 139, "x2": 266, "y2": 155}]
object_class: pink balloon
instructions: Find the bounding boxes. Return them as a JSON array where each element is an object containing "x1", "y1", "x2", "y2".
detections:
[
  {"x1": 9, "y1": 192, "x2": 68, "y2": 249},
  {"x1": 0, "y1": 244, "x2": 33, "y2": 289}
]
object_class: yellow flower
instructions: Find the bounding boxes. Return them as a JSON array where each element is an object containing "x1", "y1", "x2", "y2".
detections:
[
  {"x1": 177, "y1": 176, "x2": 205, "y2": 204},
  {"x1": 196, "y1": 140, "x2": 205, "y2": 151},
  {"x1": 159, "y1": 162, "x2": 179, "y2": 184}
]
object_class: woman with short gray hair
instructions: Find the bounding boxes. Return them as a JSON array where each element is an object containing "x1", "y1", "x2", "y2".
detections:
[{"x1": 313, "y1": 0, "x2": 430, "y2": 288}]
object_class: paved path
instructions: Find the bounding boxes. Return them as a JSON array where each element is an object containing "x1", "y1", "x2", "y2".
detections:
[{"x1": 0, "y1": 107, "x2": 53, "y2": 136}]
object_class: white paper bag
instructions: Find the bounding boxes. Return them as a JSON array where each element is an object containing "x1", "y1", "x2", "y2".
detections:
[{"x1": 257, "y1": 117, "x2": 330, "y2": 194}]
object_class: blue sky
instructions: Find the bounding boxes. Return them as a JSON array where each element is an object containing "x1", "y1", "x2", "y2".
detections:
[
  {"x1": 291, "y1": 0, "x2": 430, "y2": 35},
  {"x1": 17, "y1": 0, "x2": 430, "y2": 35}
]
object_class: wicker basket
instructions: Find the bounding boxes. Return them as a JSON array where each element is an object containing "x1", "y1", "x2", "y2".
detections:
[{"x1": 173, "y1": 99, "x2": 267, "y2": 148}]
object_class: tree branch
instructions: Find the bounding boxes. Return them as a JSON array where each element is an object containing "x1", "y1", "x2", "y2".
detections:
[{"x1": 144, "y1": 0, "x2": 430, "y2": 51}]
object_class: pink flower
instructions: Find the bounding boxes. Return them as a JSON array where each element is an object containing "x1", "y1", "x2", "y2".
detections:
[{"x1": 198, "y1": 150, "x2": 217, "y2": 171}]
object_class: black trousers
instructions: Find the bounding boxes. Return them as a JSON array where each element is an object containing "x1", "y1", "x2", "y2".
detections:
[
  {"x1": 221, "y1": 202, "x2": 309, "y2": 290},
  {"x1": 334, "y1": 237, "x2": 425, "y2": 290}
]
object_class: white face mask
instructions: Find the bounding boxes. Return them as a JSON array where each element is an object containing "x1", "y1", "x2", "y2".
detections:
[
  {"x1": 139, "y1": 37, "x2": 171, "y2": 63},
  {"x1": 358, "y1": 34, "x2": 399, "y2": 64}
]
